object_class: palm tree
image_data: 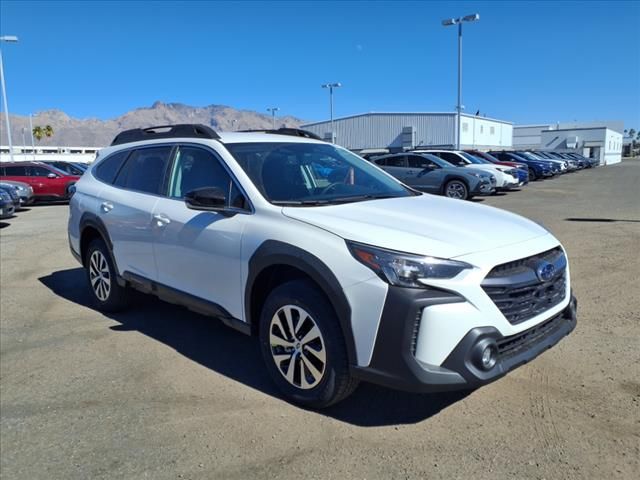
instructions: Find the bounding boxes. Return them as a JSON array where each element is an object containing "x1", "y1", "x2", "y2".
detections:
[
  {"x1": 32, "y1": 126, "x2": 44, "y2": 141},
  {"x1": 629, "y1": 128, "x2": 636, "y2": 139},
  {"x1": 44, "y1": 125, "x2": 54, "y2": 138}
]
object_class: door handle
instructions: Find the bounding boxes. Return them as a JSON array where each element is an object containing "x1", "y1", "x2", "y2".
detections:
[
  {"x1": 101, "y1": 202, "x2": 114, "y2": 213},
  {"x1": 153, "y1": 214, "x2": 171, "y2": 227}
]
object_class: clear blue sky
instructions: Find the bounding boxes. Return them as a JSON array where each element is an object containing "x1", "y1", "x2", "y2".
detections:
[{"x1": 1, "y1": 0, "x2": 639, "y2": 128}]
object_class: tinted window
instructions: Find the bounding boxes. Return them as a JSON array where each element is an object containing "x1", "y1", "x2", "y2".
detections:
[
  {"x1": 114, "y1": 146, "x2": 172, "y2": 195},
  {"x1": 168, "y1": 146, "x2": 247, "y2": 209},
  {"x1": 440, "y1": 152, "x2": 465, "y2": 166},
  {"x1": 3, "y1": 165, "x2": 27, "y2": 176},
  {"x1": 30, "y1": 166, "x2": 54, "y2": 177},
  {"x1": 96, "y1": 150, "x2": 129, "y2": 184},
  {"x1": 408, "y1": 155, "x2": 436, "y2": 168}
]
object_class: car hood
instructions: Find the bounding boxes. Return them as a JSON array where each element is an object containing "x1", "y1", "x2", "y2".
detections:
[
  {"x1": 282, "y1": 194, "x2": 550, "y2": 259},
  {"x1": 444, "y1": 166, "x2": 491, "y2": 177}
]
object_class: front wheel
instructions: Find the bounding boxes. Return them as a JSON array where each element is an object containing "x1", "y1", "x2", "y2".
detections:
[
  {"x1": 259, "y1": 280, "x2": 358, "y2": 408},
  {"x1": 528, "y1": 168, "x2": 538, "y2": 181},
  {"x1": 444, "y1": 179, "x2": 469, "y2": 200}
]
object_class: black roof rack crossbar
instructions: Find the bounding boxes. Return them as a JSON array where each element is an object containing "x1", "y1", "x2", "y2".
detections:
[
  {"x1": 238, "y1": 127, "x2": 324, "y2": 141},
  {"x1": 110, "y1": 124, "x2": 221, "y2": 146}
]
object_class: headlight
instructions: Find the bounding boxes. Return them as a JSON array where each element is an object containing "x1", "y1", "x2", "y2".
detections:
[{"x1": 347, "y1": 241, "x2": 472, "y2": 287}]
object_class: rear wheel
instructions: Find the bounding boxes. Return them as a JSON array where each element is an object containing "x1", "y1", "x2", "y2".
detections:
[
  {"x1": 85, "y1": 238, "x2": 131, "y2": 312},
  {"x1": 444, "y1": 179, "x2": 469, "y2": 200},
  {"x1": 259, "y1": 280, "x2": 358, "y2": 408}
]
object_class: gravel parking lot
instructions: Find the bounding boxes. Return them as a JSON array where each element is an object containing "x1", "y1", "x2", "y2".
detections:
[{"x1": 1, "y1": 160, "x2": 639, "y2": 480}]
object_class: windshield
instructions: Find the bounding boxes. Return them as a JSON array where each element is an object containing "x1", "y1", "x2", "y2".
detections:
[
  {"x1": 226, "y1": 142, "x2": 415, "y2": 205},
  {"x1": 459, "y1": 151, "x2": 489, "y2": 164}
]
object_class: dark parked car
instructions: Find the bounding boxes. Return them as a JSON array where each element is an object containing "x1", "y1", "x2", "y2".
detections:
[
  {"x1": 0, "y1": 183, "x2": 21, "y2": 210},
  {"x1": 0, "y1": 189, "x2": 15, "y2": 219},
  {"x1": 464, "y1": 150, "x2": 529, "y2": 186},
  {"x1": 371, "y1": 152, "x2": 496, "y2": 200},
  {"x1": 0, "y1": 162, "x2": 81, "y2": 200},
  {"x1": 488, "y1": 151, "x2": 555, "y2": 181},
  {"x1": 0, "y1": 180, "x2": 34, "y2": 205}
]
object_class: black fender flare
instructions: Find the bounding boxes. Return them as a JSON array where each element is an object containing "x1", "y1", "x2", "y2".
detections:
[
  {"x1": 246, "y1": 240, "x2": 357, "y2": 365},
  {"x1": 79, "y1": 213, "x2": 120, "y2": 276}
]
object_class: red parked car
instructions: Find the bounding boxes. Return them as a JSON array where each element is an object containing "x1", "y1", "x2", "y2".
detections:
[
  {"x1": 0, "y1": 161, "x2": 81, "y2": 200},
  {"x1": 464, "y1": 150, "x2": 526, "y2": 169}
]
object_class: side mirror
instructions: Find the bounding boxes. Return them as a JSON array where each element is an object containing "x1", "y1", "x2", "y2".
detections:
[
  {"x1": 47, "y1": 173, "x2": 57, "y2": 179},
  {"x1": 185, "y1": 187, "x2": 231, "y2": 214}
]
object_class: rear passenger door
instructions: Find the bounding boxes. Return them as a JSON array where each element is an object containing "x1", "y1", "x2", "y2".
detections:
[
  {"x1": 99, "y1": 145, "x2": 174, "y2": 280},
  {"x1": 151, "y1": 144, "x2": 250, "y2": 319}
]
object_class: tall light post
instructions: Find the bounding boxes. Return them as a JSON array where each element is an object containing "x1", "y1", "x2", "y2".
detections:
[
  {"x1": 0, "y1": 35, "x2": 19, "y2": 162},
  {"x1": 266, "y1": 107, "x2": 279, "y2": 129},
  {"x1": 442, "y1": 14, "x2": 479, "y2": 150},
  {"x1": 321, "y1": 82, "x2": 341, "y2": 143}
]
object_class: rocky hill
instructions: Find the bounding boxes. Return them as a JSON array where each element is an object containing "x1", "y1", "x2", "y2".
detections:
[{"x1": 1, "y1": 101, "x2": 306, "y2": 147}]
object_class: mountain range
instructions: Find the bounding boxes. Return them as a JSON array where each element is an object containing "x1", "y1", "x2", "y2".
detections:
[{"x1": 0, "y1": 101, "x2": 306, "y2": 147}]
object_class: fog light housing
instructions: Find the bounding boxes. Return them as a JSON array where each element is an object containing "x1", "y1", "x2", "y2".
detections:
[
  {"x1": 481, "y1": 345, "x2": 497, "y2": 370},
  {"x1": 472, "y1": 339, "x2": 498, "y2": 371}
]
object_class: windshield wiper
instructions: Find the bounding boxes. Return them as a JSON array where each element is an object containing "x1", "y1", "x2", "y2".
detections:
[{"x1": 272, "y1": 194, "x2": 406, "y2": 207}]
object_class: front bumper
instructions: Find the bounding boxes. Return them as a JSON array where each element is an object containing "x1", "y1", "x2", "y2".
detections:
[
  {"x1": 472, "y1": 180, "x2": 495, "y2": 196},
  {"x1": 352, "y1": 287, "x2": 577, "y2": 393},
  {"x1": 0, "y1": 204, "x2": 16, "y2": 218}
]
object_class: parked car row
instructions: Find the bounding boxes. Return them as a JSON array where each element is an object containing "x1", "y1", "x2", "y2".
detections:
[
  {"x1": 366, "y1": 149, "x2": 598, "y2": 200},
  {"x1": 0, "y1": 161, "x2": 83, "y2": 202}
]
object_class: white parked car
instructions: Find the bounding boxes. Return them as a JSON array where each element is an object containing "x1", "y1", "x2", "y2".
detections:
[
  {"x1": 68, "y1": 124, "x2": 577, "y2": 408},
  {"x1": 417, "y1": 149, "x2": 520, "y2": 189}
]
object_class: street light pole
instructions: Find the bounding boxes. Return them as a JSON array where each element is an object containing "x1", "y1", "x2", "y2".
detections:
[
  {"x1": 266, "y1": 107, "x2": 279, "y2": 129},
  {"x1": 321, "y1": 82, "x2": 341, "y2": 143},
  {"x1": 29, "y1": 113, "x2": 36, "y2": 160},
  {"x1": 0, "y1": 35, "x2": 19, "y2": 162},
  {"x1": 442, "y1": 14, "x2": 479, "y2": 150}
]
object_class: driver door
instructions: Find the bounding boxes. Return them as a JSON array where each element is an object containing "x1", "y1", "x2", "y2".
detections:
[
  {"x1": 405, "y1": 155, "x2": 442, "y2": 192},
  {"x1": 151, "y1": 145, "x2": 250, "y2": 319}
]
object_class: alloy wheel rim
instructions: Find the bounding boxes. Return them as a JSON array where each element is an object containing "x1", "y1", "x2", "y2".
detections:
[
  {"x1": 446, "y1": 182, "x2": 466, "y2": 199},
  {"x1": 89, "y1": 250, "x2": 111, "y2": 301},
  {"x1": 269, "y1": 305, "x2": 326, "y2": 390}
]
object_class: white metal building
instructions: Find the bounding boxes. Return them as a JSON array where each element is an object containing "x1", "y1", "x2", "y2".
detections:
[
  {"x1": 301, "y1": 113, "x2": 513, "y2": 152},
  {"x1": 540, "y1": 127, "x2": 623, "y2": 165},
  {"x1": 0, "y1": 145, "x2": 100, "y2": 163}
]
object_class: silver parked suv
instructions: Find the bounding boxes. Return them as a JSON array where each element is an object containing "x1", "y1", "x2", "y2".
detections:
[{"x1": 68, "y1": 124, "x2": 577, "y2": 407}]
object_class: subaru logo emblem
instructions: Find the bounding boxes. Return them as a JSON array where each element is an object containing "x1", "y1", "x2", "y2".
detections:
[{"x1": 536, "y1": 261, "x2": 556, "y2": 281}]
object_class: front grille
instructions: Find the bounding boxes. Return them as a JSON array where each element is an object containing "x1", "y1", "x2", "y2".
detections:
[
  {"x1": 496, "y1": 311, "x2": 566, "y2": 360},
  {"x1": 482, "y1": 247, "x2": 567, "y2": 325}
]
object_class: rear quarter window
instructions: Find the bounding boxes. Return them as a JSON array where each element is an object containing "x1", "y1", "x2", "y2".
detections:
[{"x1": 95, "y1": 150, "x2": 130, "y2": 184}]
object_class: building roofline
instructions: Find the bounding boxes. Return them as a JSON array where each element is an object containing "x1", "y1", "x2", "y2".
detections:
[{"x1": 301, "y1": 112, "x2": 513, "y2": 127}]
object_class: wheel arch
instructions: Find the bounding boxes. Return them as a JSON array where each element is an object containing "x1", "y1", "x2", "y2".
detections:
[
  {"x1": 246, "y1": 240, "x2": 357, "y2": 365},
  {"x1": 79, "y1": 213, "x2": 119, "y2": 275},
  {"x1": 441, "y1": 175, "x2": 470, "y2": 195}
]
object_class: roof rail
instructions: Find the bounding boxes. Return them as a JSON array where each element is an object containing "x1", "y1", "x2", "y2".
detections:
[
  {"x1": 238, "y1": 127, "x2": 324, "y2": 141},
  {"x1": 110, "y1": 124, "x2": 221, "y2": 146}
]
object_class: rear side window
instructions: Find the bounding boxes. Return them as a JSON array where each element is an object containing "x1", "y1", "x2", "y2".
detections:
[
  {"x1": 3, "y1": 166, "x2": 27, "y2": 176},
  {"x1": 95, "y1": 150, "x2": 129, "y2": 184},
  {"x1": 114, "y1": 146, "x2": 173, "y2": 195}
]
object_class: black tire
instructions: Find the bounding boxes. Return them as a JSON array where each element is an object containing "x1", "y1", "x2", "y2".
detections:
[
  {"x1": 85, "y1": 238, "x2": 131, "y2": 312},
  {"x1": 528, "y1": 168, "x2": 538, "y2": 181},
  {"x1": 258, "y1": 280, "x2": 358, "y2": 408},
  {"x1": 443, "y1": 179, "x2": 469, "y2": 200}
]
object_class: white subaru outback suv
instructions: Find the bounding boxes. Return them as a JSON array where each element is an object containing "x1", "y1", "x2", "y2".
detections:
[{"x1": 68, "y1": 124, "x2": 577, "y2": 408}]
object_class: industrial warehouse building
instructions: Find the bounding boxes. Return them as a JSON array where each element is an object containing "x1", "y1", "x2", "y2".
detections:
[
  {"x1": 513, "y1": 121, "x2": 623, "y2": 165},
  {"x1": 301, "y1": 112, "x2": 513, "y2": 152}
]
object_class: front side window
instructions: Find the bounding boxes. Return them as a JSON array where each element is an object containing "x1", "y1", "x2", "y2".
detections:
[
  {"x1": 440, "y1": 152, "x2": 465, "y2": 166},
  {"x1": 408, "y1": 155, "x2": 435, "y2": 169},
  {"x1": 114, "y1": 146, "x2": 172, "y2": 195},
  {"x1": 168, "y1": 146, "x2": 247, "y2": 209},
  {"x1": 30, "y1": 166, "x2": 54, "y2": 177},
  {"x1": 226, "y1": 142, "x2": 413, "y2": 205}
]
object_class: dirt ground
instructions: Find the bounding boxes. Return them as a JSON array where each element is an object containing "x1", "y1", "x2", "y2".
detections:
[{"x1": 1, "y1": 159, "x2": 639, "y2": 479}]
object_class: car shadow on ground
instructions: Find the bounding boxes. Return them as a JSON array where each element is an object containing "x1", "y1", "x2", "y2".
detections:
[
  {"x1": 39, "y1": 267, "x2": 469, "y2": 427},
  {"x1": 0, "y1": 221, "x2": 9, "y2": 228},
  {"x1": 565, "y1": 217, "x2": 640, "y2": 223}
]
